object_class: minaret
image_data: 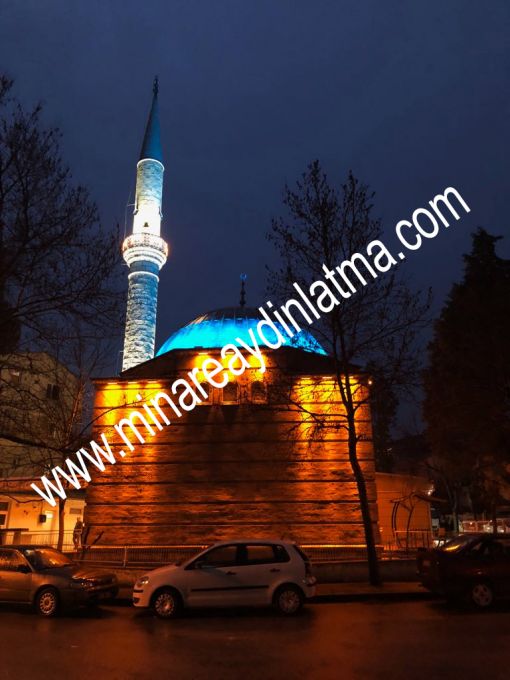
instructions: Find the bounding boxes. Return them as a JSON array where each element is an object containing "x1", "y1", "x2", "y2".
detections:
[{"x1": 121, "y1": 77, "x2": 168, "y2": 372}]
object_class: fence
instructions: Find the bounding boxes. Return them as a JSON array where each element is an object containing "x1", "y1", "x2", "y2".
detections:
[
  {"x1": 1, "y1": 530, "x2": 75, "y2": 551},
  {"x1": 384, "y1": 530, "x2": 434, "y2": 552},
  {"x1": 80, "y1": 545, "x2": 208, "y2": 567},
  {"x1": 75, "y1": 542, "x2": 420, "y2": 568},
  {"x1": 460, "y1": 519, "x2": 510, "y2": 534},
  {"x1": 2, "y1": 530, "x2": 433, "y2": 566}
]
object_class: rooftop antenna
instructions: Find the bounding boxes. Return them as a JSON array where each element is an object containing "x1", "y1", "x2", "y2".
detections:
[{"x1": 239, "y1": 273, "x2": 247, "y2": 307}]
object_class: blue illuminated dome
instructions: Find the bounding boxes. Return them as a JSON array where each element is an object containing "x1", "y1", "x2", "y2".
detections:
[{"x1": 156, "y1": 307, "x2": 327, "y2": 356}]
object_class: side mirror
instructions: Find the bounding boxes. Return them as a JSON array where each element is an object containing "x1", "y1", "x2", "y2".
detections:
[{"x1": 17, "y1": 564, "x2": 31, "y2": 574}]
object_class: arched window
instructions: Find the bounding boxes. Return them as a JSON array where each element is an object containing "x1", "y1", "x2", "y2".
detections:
[
  {"x1": 222, "y1": 381, "x2": 239, "y2": 404},
  {"x1": 251, "y1": 380, "x2": 266, "y2": 403}
]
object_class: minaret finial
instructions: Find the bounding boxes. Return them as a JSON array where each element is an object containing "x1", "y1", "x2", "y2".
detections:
[
  {"x1": 240, "y1": 273, "x2": 247, "y2": 307},
  {"x1": 153, "y1": 75, "x2": 159, "y2": 97}
]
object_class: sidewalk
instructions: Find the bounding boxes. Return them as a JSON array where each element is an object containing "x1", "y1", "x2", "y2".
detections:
[{"x1": 314, "y1": 581, "x2": 433, "y2": 602}]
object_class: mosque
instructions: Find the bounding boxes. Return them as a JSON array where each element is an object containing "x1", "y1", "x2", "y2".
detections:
[{"x1": 84, "y1": 81, "x2": 430, "y2": 552}]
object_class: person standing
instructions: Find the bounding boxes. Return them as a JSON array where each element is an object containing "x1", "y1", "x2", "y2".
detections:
[{"x1": 73, "y1": 517, "x2": 84, "y2": 550}]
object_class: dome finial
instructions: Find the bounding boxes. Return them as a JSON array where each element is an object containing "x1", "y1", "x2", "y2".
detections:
[
  {"x1": 239, "y1": 273, "x2": 247, "y2": 307},
  {"x1": 153, "y1": 75, "x2": 159, "y2": 97}
]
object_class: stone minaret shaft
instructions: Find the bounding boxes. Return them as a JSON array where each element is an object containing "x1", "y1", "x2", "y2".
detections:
[{"x1": 122, "y1": 78, "x2": 168, "y2": 371}]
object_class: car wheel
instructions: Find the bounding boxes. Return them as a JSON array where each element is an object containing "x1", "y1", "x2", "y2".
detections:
[
  {"x1": 85, "y1": 598, "x2": 99, "y2": 608},
  {"x1": 273, "y1": 585, "x2": 304, "y2": 615},
  {"x1": 470, "y1": 581, "x2": 494, "y2": 609},
  {"x1": 151, "y1": 588, "x2": 182, "y2": 619},
  {"x1": 35, "y1": 587, "x2": 60, "y2": 617}
]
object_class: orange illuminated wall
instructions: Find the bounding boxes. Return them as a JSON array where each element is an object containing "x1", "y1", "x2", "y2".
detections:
[{"x1": 85, "y1": 348, "x2": 379, "y2": 547}]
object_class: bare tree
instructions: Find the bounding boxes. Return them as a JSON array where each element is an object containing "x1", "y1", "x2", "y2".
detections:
[
  {"x1": 0, "y1": 75, "x2": 124, "y2": 547},
  {"x1": 267, "y1": 161, "x2": 430, "y2": 584},
  {"x1": 0, "y1": 75, "x2": 122, "y2": 356}
]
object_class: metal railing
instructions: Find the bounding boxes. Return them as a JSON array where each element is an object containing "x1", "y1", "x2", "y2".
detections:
[
  {"x1": 77, "y1": 543, "x2": 389, "y2": 568},
  {"x1": 2, "y1": 530, "x2": 433, "y2": 564},
  {"x1": 2, "y1": 530, "x2": 76, "y2": 551},
  {"x1": 79, "y1": 545, "x2": 207, "y2": 567},
  {"x1": 460, "y1": 519, "x2": 510, "y2": 534},
  {"x1": 122, "y1": 233, "x2": 168, "y2": 256},
  {"x1": 25, "y1": 531, "x2": 75, "y2": 551},
  {"x1": 384, "y1": 530, "x2": 433, "y2": 553},
  {"x1": 301, "y1": 544, "x2": 373, "y2": 562}
]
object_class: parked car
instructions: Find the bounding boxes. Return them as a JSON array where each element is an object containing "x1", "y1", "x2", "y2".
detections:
[
  {"x1": 417, "y1": 533, "x2": 510, "y2": 608},
  {"x1": 0, "y1": 545, "x2": 118, "y2": 617},
  {"x1": 133, "y1": 540, "x2": 317, "y2": 618}
]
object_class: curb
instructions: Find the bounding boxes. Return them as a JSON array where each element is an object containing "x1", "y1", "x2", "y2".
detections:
[{"x1": 312, "y1": 589, "x2": 434, "y2": 604}]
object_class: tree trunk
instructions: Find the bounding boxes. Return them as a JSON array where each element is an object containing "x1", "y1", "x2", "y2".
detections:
[
  {"x1": 57, "y1": 498, "x2": 66, "y2": 551},
  {"x1": 451, "y1": 496, "x2": 459, "y2": 535},
  {"x1": 347, "y1": 427, "x2": 381, "y2": 586},
  {"x1": 492, "y1": 502, "x2": 498, "y2": 535}
]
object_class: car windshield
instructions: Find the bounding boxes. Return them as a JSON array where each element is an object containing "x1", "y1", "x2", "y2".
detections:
[
  {"x1": 21, "y1": 548, "x2": 74, "y2": 570},
  {"x1": 439, "y1": 535, "x2": 476, "y2": 553},
  {"x1": 184, "y1": 545, "x2": 214, "y2": 568}
]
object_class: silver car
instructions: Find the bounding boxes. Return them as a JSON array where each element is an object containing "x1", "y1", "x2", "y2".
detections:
[
  {"x1": 133, "y1": 539, "x2": 317, "y2": 618},
  {"x1": 0, "y1": 545, "x2": 118, "y2": 616}
]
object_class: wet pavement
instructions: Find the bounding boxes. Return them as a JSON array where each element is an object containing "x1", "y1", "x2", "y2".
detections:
[{"x1": 0, "y1": 599, "x2": 509, "y2": 680}]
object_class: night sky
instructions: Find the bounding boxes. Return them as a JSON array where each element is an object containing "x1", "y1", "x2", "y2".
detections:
[{"x1": 1, "y1": 1, "x2": 509, "y2": 403}]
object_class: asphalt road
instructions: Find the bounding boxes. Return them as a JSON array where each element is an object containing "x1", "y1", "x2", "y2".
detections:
[{"x1": 0, "y1": 599, "x2": 509, "y2": 680}]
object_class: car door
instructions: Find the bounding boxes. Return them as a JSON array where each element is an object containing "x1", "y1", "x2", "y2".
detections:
[
  {"x1": 487, "y1": 538, "x2": 510, "y2": 596},
  {"x1": 462, "y1": 537, "x2": 507, "y2": 594},
  {"x1": 233, "y1": 544, "x2": 289, "y2": 605},
  {"x1": 184, "y1": 544, "x2": 245, "y2": 608},
  {"x1": 500, "y1": 539, "x2": 510, "y2": 596},
  {"x1": 0, "y1": 549, "x2": 32, "y2": 603}
]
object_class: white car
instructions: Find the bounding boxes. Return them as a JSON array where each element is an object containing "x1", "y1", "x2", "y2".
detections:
[{"x1": 133, "y1": 539, "x2": 317, "y2": 618}]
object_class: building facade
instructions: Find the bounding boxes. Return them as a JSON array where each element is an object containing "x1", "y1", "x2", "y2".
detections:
[
  {"x1": 0, "y1": 352, "x2": 80, "y2": 478},
  {"x1": 0, "y1": 352, "x2": 85, "y2": 544}
]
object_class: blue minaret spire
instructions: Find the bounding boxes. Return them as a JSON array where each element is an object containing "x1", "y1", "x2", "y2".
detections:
[{"x1": 121, "y1": 78, "x2": 168, "y2": 372}]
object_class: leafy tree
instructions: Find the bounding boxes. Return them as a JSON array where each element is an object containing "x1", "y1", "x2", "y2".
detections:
[
  {"x1": 423, "y1": 228, "x2": 510, "y2": 529},
  {"x1": 267, "y1": 161, "x2": 429, "y2": 584}
]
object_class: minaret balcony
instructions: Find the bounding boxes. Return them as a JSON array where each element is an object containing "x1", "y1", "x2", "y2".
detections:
[{"x1": 122, "y1": 233, "x2": 168, "y2": 269}]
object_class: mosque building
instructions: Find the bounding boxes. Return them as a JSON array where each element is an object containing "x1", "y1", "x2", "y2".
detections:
[{"x1": 84, "y1": 82, "x2": 430, "y2": 552}]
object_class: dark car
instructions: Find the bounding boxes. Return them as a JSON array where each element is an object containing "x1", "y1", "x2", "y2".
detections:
[
  {"x1": 417, "y1": 533, "x2": 510, "y2": 608},
  {"x1": 0, "y1": 545, "x2": 118, "y2": 617}
]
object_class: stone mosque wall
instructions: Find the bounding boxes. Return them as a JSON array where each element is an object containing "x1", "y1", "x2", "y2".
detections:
[{"x1": 85, "y1": 349, "x2": 379, "y2": 547}]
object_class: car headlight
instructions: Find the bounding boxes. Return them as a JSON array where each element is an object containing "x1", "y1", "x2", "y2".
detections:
[
  {"x1": 136, "y1": 576, "x2": 150, "y2": 587},
  {"x1": 71, "y1": 578, "x2": 91, "y2": 589}
]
